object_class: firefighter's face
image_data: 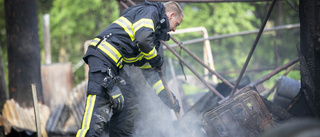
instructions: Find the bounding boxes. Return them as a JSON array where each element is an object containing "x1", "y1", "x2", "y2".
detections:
[{"x1": 167, "y1": 12, "x2": 183, "y2": 32}]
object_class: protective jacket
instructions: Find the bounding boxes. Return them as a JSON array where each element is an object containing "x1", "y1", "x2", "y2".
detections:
[{"x1": 83, "y1": 1, "x2": 170, "y2": 71}]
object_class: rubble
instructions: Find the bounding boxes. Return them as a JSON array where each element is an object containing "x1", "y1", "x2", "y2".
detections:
[{"x1": 1, "y1": 99, "x2": 50, "y2": 137}]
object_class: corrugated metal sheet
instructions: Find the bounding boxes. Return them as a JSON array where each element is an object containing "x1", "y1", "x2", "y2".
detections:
[{"x1": 2, "y1": 99, "x2": 50, "y2": 137}]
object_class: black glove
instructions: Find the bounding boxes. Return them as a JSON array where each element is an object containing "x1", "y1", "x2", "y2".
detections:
[
  {"x1": 149, "y1": 55, "x2": 163, "y2": 70},
  {"x1": 158, "y1": 90, "x2": 180, "y2": 113},
  {"x1": 108, "y1": 85, "x2": 124, "y2": 110}
]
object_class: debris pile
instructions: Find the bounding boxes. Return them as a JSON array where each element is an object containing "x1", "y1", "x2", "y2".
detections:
[{"x1": 1, "y1": 99, "x2": 50, "y2": 137}]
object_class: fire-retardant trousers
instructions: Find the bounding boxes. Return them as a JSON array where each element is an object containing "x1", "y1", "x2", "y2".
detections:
[{"x1": 77, "y1": 56, "x2": 139, "y2": 137}]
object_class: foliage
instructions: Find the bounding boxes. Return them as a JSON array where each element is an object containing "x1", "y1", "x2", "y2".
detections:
[
  {"x1": 47, "y1": 0, "x2": 119, "y2": 62},
  {"x1": 0, "y1": 0, "x2": 6, "y2": 57},
  {"x1": 179, "y1": 2, "x2": 256, "y2": 34},
  {"x1": 0, "y1": 0, "x2": 8, "y2": 87},
  {"x1": 0, "y1": 0, "x2": 300, "y2": 91},
  {"x1": 38, "y1": 0, "x2": 120, "y2": 84}
]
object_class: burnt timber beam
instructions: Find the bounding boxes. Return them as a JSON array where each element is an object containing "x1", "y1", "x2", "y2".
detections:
[{"x1": 299, "y1": 0, "x2": 320, "y2": 117}]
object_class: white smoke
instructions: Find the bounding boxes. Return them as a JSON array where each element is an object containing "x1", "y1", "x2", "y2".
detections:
[{"x1": 126, "y1": 66, "x2": 208, "y2": 137}]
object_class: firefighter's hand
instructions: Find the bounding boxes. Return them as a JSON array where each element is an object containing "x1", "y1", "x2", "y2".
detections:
[
  {"x1": 109, "y1": 86, "x2": 124, "y2": 110},
  {"x1": 154, "y1": 56, "x2": 164, "y2": 70},
  {"x1": 149, "y1": 55, "x2": 163, "y2": 70},
  {"x1": 170, "y1": 97, "x2": 180, "y2": 113},
  {"x1": 158, "y1": 91, "x2": 181, "y2": 113}
]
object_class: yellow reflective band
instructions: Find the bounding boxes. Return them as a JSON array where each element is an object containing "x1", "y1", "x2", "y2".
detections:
[
  {"x1": 143, "y1": 47, "x2": 157, "y2": 60},
  {"x1": 90, "y1": 38, "x2": 123, "y2": 68},
  {"x1": 133, "y1": 18, "x2": 154, "y2": 34},
  {"x1": 98, "y1": 41, "x2": 122, "y2": 65},
  {"x1": 123, "y1": 53, "x2": 144, "y2": 63},
  {"x1": 76, "y1": 94, "x2": 96, "y2": 137},
  {"x1": 152, "y1": 80, "x2": 164, "y2": 95},
  {"x1": 90, "y1": 38, "x2": 100, "y2": 45},
  {"x1": 140, "y1": 62, "x2": 152, "y2": 69},
  {"x1": 118, "y1": 58, "x2": 124, "y2": 69},
  {"x1": 122, "y1": 95, "x2": 124, "y2": 101},
  {"x1": 112, "y1": 94, "x2": 122, "y2": 99},
  {"x1": 114, "y1": 17, "x2": 135, "y2": 41}
]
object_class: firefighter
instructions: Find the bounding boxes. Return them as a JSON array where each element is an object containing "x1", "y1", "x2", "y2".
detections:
[{"x1": 76, "y1": 1, "x2": 184, "y2": 137}]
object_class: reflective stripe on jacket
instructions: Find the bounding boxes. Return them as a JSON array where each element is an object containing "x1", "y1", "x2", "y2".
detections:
[{"x1": 84, "y1": 1, "x2": 170, "y2": 69}]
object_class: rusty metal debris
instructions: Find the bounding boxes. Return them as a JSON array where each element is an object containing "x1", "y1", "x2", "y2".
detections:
[
  {"x1": 169, "y1": 36, "x2": 234, "y2": 90},
  {"x1": 161, "y1": 40, "x2": 226, "y2": 100},
  {"x1": 203, "y1": 91, "x2": 275, "y2": 137},
  {"x1": 239, "y1": 57, "x2": 299, "y2": 94},
  {"x1": 229, "y1": 0, "x2": 277, "y2": 97},
  {"x1": 168, "y1": 24, "x2": 300, "y2": 48}
]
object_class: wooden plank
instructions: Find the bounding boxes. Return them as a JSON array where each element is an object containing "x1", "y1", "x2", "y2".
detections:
[
  {"x1": 39, "y1": 104, "x2": 50, "y2": 137},
  {"x1": 32, "y1": 84, "x2": 42, "y2": 137},
  {"x1": 41, "y1": 63, "x2": 74, "y2": 111},
  {"x1": 10, "y1": 100, "x2": 19, "y2": 127}
]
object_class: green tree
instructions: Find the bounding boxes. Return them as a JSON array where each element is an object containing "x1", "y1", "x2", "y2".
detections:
[
  {"x1": 40, "y1": 0, "x2": 120, "y2": 84},
  {"x1": 47, "y1": 0, "x2": 119, "y2": 62}
]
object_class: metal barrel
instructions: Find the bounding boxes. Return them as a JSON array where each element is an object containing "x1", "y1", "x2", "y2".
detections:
[{"x1": 273, "y1": 76, "x2": 301, "y2": 109}]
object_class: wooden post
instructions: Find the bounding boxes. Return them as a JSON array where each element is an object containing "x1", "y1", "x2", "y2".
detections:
[
  {"x1": 31, "y1": 84, "x2": 41, "y2": 137},
  {"x1": 202, "y1": 28, "x2": 218, "y2": 84},
  {"x1": 43, "y1": 14, "x2": 51, "y2": 64}
]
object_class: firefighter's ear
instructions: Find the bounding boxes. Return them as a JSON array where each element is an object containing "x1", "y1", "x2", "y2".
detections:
[{"x1": 167, "y1": 12, "x2": 175, "y2": 20}]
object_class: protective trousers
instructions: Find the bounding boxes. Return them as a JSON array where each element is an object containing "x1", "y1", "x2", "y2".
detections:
[{"x1": 77, "y1": 56, "x2": 139, "y2": 137}]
